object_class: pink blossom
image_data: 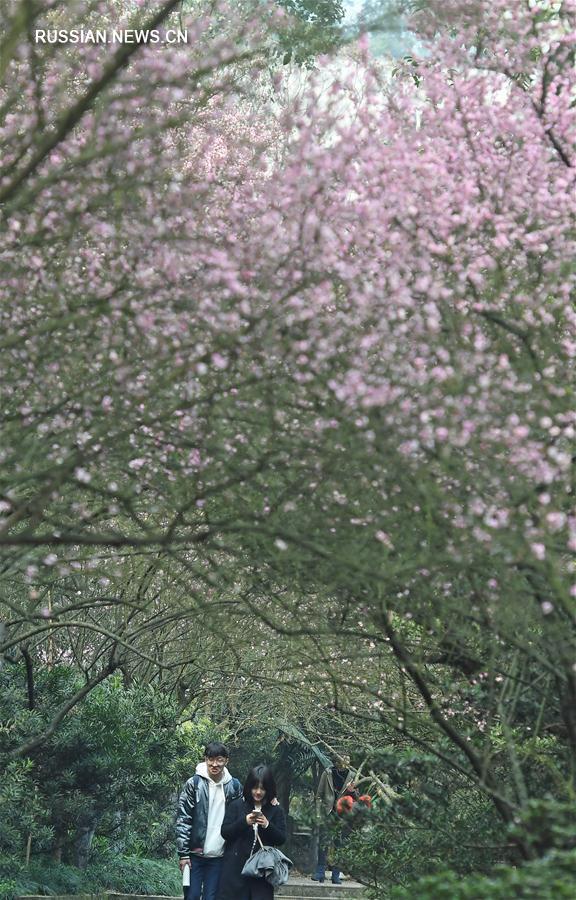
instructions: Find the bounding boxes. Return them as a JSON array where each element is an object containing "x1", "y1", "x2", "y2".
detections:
[
  {"x1": 375, "y1": 531, "x2": 394, "y2": 549},
  {"x1": 530, "y1": 543, "x2": 547, "y2": 561}
]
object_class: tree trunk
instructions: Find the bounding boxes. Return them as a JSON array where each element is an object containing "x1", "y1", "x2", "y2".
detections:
[
  {"x1": 74, "y1": 814, "x2": 100, "y2": 869},
  {"x1": 275, "y1": 764, "x2": 292, "y2": 817},
  {"x1": 51, "y1": 832, "x2": 64, "y2": 863}
]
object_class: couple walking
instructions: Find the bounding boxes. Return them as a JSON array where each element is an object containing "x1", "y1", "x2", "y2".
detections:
[{"x1": 176, "y1": 742, "x2": 286, "y2": 900}]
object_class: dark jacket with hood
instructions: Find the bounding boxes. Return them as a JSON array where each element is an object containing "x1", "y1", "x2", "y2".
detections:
[
  {"x1": 216, "y1": 797, "x2": 287, "y2": 900},
  {"x1": 176, "y1": 762, "x2": 242, "y2": 858}
]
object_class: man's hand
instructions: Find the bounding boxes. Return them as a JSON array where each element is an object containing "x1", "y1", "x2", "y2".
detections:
[{"x1": 179, "y1": 857, "x2": 191, "y2": 872}]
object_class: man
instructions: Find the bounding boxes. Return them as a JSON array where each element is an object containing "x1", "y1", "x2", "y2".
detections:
[
  {"x1": 312, "y1": 755, "x2": 357, "y2": 886},
  {"x1": 176, "y1": 742, "x2": 242, "y2": 900}
]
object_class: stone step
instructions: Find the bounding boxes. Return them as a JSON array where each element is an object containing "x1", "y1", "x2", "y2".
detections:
[
  {"x1": 19, "y1": 884, "x2": 367, "y2": 900},
  {"x1": 277, "y1": 878, "x2": 366, "y2": 898},
  {"x1": 274, "y1": 884, "x2": 364, "y2": 900}
]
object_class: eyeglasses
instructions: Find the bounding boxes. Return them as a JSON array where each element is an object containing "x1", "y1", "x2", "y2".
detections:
[{"x1": 207, "y1": 758, "x2": 227, "y2": 766}]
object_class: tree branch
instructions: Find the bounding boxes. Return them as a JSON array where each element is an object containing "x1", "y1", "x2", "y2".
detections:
[{"x1": 8, "y1": 654, "x2": 119, "y2": 758}]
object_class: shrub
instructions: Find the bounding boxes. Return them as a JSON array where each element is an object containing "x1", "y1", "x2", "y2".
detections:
[
  {"x1": 1, "y1": 852, "x2": 181, "y2": 898},
  {"x1": 388, "y1": 849, "x2": 576, "y2": 900}
]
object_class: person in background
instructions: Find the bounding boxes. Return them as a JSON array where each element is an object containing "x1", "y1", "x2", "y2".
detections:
[
  {"x1": 312, "y1": 754, "x2": 357, "y2": 885},
  {"x1": 176, "y1": 742, "x2": 243, "y2": 900},
  {"x1": 216, "y1": 764, "x2": 287, "y2": 900}
]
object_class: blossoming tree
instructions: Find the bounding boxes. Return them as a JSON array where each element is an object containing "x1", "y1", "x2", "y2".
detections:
[{"x1": 0, "y1": 0, "x2": 574, "y2": 850}]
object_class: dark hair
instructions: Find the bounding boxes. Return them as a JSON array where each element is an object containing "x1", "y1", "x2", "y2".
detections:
[
  {"x1": 204, "y1": 742, "x2": 229, "y2": 759},
  {"x1": 243, "y1": 765, "x2": 277, "y2": 805}
]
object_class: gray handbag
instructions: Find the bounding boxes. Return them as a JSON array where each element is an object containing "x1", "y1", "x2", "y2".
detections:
[{"x1": 241, "y1": 829, "x2": 293, "y2": 887}]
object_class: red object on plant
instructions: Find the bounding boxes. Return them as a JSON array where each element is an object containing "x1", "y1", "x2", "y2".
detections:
[
  {"x1": 336, "y1": 795, "x2": 354, "y2": 815},
  {"x1": 358, "y1": 795, "x2": 372, "y2": 808}
]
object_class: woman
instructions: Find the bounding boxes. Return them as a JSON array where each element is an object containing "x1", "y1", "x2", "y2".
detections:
[
  {"x1": 216, "y1": 765, "x2": 286, "y2": 900},
  {"x1": 312, "y1": 755, "x2": 357, "y2": 885}
]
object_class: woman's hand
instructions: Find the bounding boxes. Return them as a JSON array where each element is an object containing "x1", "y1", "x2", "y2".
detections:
[
  {"x1": 256, "y1": 813, "x2": 269, "y2": 828},
  {"x1": 246, "y1": 811, "x2": 259, "y2": 825}
]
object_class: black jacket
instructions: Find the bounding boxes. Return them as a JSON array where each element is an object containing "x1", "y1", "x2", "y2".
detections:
[
  {"x1": 176, "y1": 771, "x2": 242, "y2": 857},
  {"x1": 216, "y1": 798, "x2": 287, "y2": 900}
]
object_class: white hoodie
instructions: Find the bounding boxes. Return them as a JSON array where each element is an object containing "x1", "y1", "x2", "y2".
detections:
[{"x1": 195, "y1": 761, "x2": 233, "y2": 857}]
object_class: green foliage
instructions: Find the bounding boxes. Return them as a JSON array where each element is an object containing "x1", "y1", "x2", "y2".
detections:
[
  {"x1": 178, "y1": 715, "x2": 231, "y2": 765},
  {"x1": 0, "y1": 759, "x2": 52, "y2": 856},
  {"x1": 0, "y1": 851, "x2": 180, "y2": 899},
  {"x1": 333, "y1": 747, "x2": 540, "y2": 894},
  {"x1": 339, "y1": 778, "x2": 509, "y2": 890},
  {"x1": 278, "y1": 0, "x2": 345, "y2": 26},
  {"x1": 512, "y1": 799, "x2": 576, "y2": 854},
  {"x1": 0, "y1": 664, "x2": 209, "y2": 865},
  {"x1": 274, "y1": 0, "x2": 345, "y2": 64},
  {"x1": 276, "y1": 722, "x2": 332, "y2": 772},
  {"x1": 388, "y1": 849, "x2": 576, "y2": 899},
  {"x1": 42, "y1": 673, "x2": 188, "y2": 860},
  {"x1": 345, "y1": 778, "x2": 576, "y2": 898}
]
